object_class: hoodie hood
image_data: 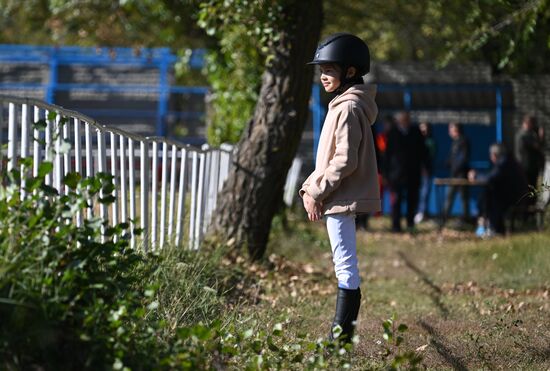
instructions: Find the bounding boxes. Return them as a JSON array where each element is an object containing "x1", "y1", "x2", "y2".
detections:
[{"x1": 328, "y1": 84, "x2": 378, "y2": 125}]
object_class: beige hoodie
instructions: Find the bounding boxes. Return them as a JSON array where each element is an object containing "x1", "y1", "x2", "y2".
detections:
[{"x1": 299, "y1": 84, "x2": 381, "y2": 215}]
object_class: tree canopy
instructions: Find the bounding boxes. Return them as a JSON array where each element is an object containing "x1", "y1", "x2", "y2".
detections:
[
  {"x1": 0, "y1": 0, "x2": 207, "y2": 49},
  {"x1": 3, "y1": 0, "x2": 548, "y2": 75},
  {"x1": 323, "y1": 0, "x2": 550, "y2": 74}
]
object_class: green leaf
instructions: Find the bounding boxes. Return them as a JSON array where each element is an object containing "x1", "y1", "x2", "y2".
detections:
[
  {"x1": 38, "y1": 162, "x2": 53, "y2": 178},
  {"x1": 272, "y1": 322, "x2": 283, "y2": 336},
  {"x1": 33, "y1": 119, "x2": 47, "y2": 130},
  {"x1": 64, "y1": 172, "x2": 82, "y2": 189},
  {"x1": 47, "y1": 111, "x2": 57, "y2": 121},
  {"x1": 396, "y1": 336, "x2": 404, "y2": 346},
  {"x1": 99, "y1": 195, "x2": 116, "y2": 204}
]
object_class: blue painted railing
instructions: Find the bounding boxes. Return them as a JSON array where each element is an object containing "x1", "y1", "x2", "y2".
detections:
[{"x1": 0, "y1": 44, "x2": 207, "y2": 138}]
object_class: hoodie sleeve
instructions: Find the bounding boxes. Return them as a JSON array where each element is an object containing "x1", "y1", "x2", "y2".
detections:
[{"x1": 306, "y1": 104, "x2": 363, "y2": 202}]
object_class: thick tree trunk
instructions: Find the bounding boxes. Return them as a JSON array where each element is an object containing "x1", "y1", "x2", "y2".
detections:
[{"x1": 210, "y1": 0, "x2": 322, "y2": 260}]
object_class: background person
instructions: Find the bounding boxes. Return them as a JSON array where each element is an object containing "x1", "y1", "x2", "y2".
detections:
[
  {"x1": 415, "y1": 121, "x2": 436, "y2": 224},
  {"x1": 515, "y1": 114, "x2": 545, "y2": 192},
  {"x1": 356, "y1": 115, "x2": 395, "y2": 230},
  {"x1": 384, "y1": 111, "x2": 428, "y2": 232},
  {"x1": 444, "y1": 122, "x2": 470, "y2": 223},
  {"x1": 469, "y1": 144, "x2": 529, "y2": 236}
]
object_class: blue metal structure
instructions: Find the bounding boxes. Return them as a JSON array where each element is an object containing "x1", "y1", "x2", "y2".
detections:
[{"x1": 0, "y1": 44, "x2": 207, "y2": 137}]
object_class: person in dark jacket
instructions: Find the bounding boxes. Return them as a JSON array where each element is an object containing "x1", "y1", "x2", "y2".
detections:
[
  {"x1": 515, "y1": 115, "x2": 545, "y2": 192},
  {"x1": 415, "y1": 121, "x2": 436, "y2": 223},
  {"x1": 469, "y1": 144, "x2": 529, "y2": 235},
  {"x1": 384, "y1": 111, "x2": 429, "y2": 232},
  {"x1": 444, "y1": 122, "x2": 470, "y2": 222}
]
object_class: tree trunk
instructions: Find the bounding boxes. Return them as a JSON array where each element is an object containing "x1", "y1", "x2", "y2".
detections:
[{"x1": 210, "y1": 0, "x2": 322, "y2": 260}]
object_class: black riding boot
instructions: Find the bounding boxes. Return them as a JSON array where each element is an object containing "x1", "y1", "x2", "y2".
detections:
[{"x1": 328, "y1": 287, "x2": 362, "y2": 343}]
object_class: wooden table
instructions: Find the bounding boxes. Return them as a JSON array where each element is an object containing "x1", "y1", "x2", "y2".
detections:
[{"x1": 433, "y1": 178, "x2": 487, "y2": 187}]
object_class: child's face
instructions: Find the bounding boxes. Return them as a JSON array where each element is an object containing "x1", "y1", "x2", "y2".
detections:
[{"x1": 319, "y1": 64, "x2": 341, "y2": 93}]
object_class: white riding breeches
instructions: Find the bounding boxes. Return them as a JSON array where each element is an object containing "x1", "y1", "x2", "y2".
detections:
[{"x1": 325, "y1": 213, "x2": 360, "y2": 290}]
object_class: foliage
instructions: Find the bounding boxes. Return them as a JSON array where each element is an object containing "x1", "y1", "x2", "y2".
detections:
[
  {"x1": 382, "y1": 314, "x2": 423, "y2": 370},
  {"x1": 0, "y1": 0, "x2": 207, "y2": 49},
  {"x1": 323, "y1": 0, "x2": 550, "y2": 74},
  {"x1": 0, "y1": 163, "x2": 161, "y2": 368},
  {"x1": 196, "y1": 0, "x2": 287, "y2": 145}
]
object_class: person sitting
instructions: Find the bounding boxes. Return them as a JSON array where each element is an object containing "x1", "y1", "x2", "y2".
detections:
[{"x1": 468, "y1": 144, "x2": 529, "y2": 236}]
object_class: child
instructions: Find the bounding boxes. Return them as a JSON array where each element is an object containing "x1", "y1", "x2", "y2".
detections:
[{"x1": 300, "y1": 33, "x2": 380, "y2": 343}]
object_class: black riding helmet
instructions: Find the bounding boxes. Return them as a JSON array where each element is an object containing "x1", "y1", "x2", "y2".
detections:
[{"x1": 308, "y1": 33, "x2": 370, "y2": 76}]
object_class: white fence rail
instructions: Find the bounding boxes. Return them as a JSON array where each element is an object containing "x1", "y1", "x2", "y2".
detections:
[
  {"x1": 0, "y1": 95, "x2": 233, "y2": 250},
  {"x1": 0, "y1": 95, "x2": 303, "y2": 251}
]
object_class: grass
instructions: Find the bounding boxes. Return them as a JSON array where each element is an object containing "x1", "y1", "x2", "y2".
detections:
[{"x1": 232, "y1": 210, "x2": 550, "y2": 370}]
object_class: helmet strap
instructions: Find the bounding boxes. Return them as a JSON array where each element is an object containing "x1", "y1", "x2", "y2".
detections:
[{"x1": 335, "y1": 65, "x2": 364, "y2": 94}]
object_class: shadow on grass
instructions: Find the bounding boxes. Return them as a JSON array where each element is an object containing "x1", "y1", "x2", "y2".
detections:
[
  {"x1": 397, "y1": 250, "x2": 450, "y2": 319},
  {"x1": 525, "y1": 344, "x2": 550, "y2": 364},
  {"x1": 418, "y1": 319, "x2": 469, "y2": 371}
]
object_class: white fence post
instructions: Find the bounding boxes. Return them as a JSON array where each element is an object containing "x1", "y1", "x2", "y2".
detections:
[
  {"x1": 160, "y1": 142, "x2": 168, "y2": 248},
  {"x1": 97, "y1": 128, "x2": 107, "y2": 241},
  {"x1": 109, "y1": 132, "x2": 118, "y2": 226},
  {"x1": 62, "y1": 115, "x2": 71, "y2": 195},
  {"x1": 7, "y1": 103, "x2": 16, "y2": 172},
  {"x1": 189, "y1": 151, "x2": 198, "y2": 249},
  {"x1": 74, "y1": 117, "x2": 82, "y2": 227},
  {"x1": 140, "y1": 140, "x2": 150, "y2": 252},
  {"x1": 119, "y1": 135, "x2": 127, "y2": 226},
  {"x1": 128, "y1": 138, "x2": 136, "y2": 249},
  {"x1": 20, "y1": 104, "x2": 29, "y2": 199},
  {"x1": 44, "y1": 110, "x2": 53, "y2": 186},
  {"x1": 168, "y1": 144, "x2": 177, "y2": 241},
  {"x1": 151, "y1": 141, "x2": 158, "y2": 249},
  {"x1": 32, "y1": 106, "x2": 41, "y2": 178},
  {"x1": 54, "y1": 114, "x2": 63, "y2": 193},
  {"x1": 84, "y1": 121, "x2": 93, "y2": 219}
]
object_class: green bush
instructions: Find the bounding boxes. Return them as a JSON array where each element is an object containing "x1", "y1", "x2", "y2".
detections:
[{"x1": 0, "y1": 163, "x2": 163, "y2": 369}]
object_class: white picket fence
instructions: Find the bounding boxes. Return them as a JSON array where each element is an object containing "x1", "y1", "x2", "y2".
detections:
[
  {"x1": 0, "y1": 95, "x2": 303, "y2": 251},
  {"x1": 0, "y1": 95, "x2": 234, "y2": 251}
]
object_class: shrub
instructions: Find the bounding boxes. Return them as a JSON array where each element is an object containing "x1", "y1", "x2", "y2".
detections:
[{"x1": 0, "y1": 163, "x2": 165, "y2": 369}]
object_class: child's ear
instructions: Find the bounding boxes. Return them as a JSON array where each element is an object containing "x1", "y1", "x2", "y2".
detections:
[{"x1": 346, "y1": 67, "x2": 357, "y2": 78}]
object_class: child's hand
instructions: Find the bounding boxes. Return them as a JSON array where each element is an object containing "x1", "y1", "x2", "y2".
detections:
[{"x1": 303, "y1": 193, "x2": 323, "y2": 221}]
